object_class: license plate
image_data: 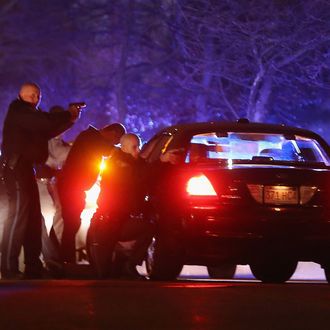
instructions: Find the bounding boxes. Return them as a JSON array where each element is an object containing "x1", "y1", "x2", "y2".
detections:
[{"x1": 264, "y1": 186, "x2": 298, "y2": 205}]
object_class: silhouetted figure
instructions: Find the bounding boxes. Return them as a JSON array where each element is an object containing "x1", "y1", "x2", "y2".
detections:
[
  {"x1": 57, "y1": 123, "x2": 126, "y2": 264},
  {"x1": 89, "y1": 133, "x2": 152, "y2": 279},
  {"x1": 36, "y1": 106, "x2": 72, "y2": 273},
  {"x1": 0, "y1": 82, "x2": 80, "y2": 279}
]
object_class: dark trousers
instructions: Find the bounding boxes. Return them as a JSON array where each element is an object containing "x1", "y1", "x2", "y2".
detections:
[
  {"x1": 57, "y1": 180, "x2": 85, "y2": 263},
  {"x1": 88, "y1": 212, "x2": 153, "y2": 277},
  {"x1": 39, "y1": 178, "x2": 63, "y2": 263},
  {"x1": 1, "y1": 160, "x2": 43, "y2": 277},
  {"x1": 116, "y1": 216, "x2": 154, "y2": 265}
]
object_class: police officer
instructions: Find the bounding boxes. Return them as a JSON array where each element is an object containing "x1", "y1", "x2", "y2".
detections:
[
  {"x1": 36, "y1": 106, "x2": 72, "y2": 271},
  {"x1": 57, "y1": 123, "x2": 126, "y2": 265},
  {"x1": 0, "y1": 82, "x2": 80, "y2": 279},
  {"x1": 89, "y1": 133, "x2": 153, "y2": 279}
]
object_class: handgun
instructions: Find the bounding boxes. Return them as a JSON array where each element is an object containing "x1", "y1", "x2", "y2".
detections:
[{"x1": 69, "y1": 102, "x2": 86, "y2": 109}]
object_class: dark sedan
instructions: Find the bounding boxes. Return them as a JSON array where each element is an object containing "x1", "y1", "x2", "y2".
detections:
[{"x1": 142, "y1": 120, "x2": 330, "y2": 283}]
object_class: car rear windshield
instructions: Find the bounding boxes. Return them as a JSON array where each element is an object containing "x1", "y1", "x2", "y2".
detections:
[{"x1": 187, "y1": 132, "x2": 330, "y2": 166}]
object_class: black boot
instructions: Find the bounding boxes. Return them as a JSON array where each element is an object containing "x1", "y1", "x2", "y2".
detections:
[{"x1": 120, "y1": 262, "x2": 146, "y2": 280}]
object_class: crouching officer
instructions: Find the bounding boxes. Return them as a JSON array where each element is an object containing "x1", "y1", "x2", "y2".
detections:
[
  {"x1": 0, "y1": 82, "x2": 80, "y2": 279},
  {"x1": 88, "y1": 133, "x2": 153, "y2": 279}
]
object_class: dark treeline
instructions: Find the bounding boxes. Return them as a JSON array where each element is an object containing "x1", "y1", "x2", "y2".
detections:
[{"x1": 1, "y1": 0, "x2": 330, "y2": 142}]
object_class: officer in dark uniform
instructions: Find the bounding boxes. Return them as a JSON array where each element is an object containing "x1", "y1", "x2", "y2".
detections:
[
  {"x1": 89, "y1": 133, "x2": 153, "y2": 279},
  {"x1": 57, "y1": 123, "x2": 126, "y2": 264},
  {"x1": 0, "y1": 82, "x2": 80, "y2": 279}
]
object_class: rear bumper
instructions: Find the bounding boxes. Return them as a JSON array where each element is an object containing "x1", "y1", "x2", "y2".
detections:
[
  {"x1": 180, "y1": 207, "x2": 330, "y2": 265},
  {"x1": 184, "y1": 235, "x2": 330, "y2": 265}
]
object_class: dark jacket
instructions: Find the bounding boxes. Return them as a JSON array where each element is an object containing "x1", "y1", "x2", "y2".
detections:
[
  {"x1": 58, "y1": 125, "x2": 114, "y2": 191},
  {"x1": 1, "y1": 98, "x2": 72, "y2": 166},
  {"x1": 97, "y1": 149, "x2": 147, "y2": 217}
]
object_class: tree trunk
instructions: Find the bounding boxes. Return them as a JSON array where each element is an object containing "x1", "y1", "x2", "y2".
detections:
[
  {"x1": 195, "y1": 35, "x2": 214, "y2": 121},
  {"x1": 247, "y1": 65, "x2": 264, "y2": 120},
  {"x1": 115, "y1": 0, "x2": 132, "y2": 122},
  {"x1": 252, "y1": 74, "x2": 272, "y2": 122}
]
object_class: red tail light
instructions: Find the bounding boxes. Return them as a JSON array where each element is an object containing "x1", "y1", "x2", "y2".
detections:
[{"x1": 186, "y1": 174, "x2": 217, "y2": 196}]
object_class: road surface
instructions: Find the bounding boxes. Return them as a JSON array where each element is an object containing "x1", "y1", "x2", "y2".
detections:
[{"x1": 0, "y1": 278, "x2": 329, "y2": 330}]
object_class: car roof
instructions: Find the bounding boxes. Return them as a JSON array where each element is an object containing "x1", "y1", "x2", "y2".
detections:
[{"x1": 159, "y1": 120, "x2": 319, "y2": 137}]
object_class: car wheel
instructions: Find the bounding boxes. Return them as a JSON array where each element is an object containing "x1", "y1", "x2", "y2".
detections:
[
  {"x1": 146, "y1": 235, "x2": 184, "y2": 281},
  {"x1": 323, "y1": 265, "x2": 330, "y2": 284},
  {"x1": 250, "y1": 259, "x2": 297, "y2": 283},
  {"x1": 207, "y1": 264, "x2": 237, "y2": 279}
]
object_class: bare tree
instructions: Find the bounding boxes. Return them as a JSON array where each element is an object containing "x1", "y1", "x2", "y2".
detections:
[
  {"x1": 64, "y1": 0, "x2": 181, "y2": 132},
  {"x1": 1, "y1": 0, "x2": 330, "y2": 141},
  {"x1": 169, "y1": 0, "x2": 330, "y2": 122}
]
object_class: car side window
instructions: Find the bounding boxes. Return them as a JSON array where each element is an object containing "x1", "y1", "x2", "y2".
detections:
[
  {"x1": 140, "y1": 136, "x2": 160, "y2": 159},
  {"x1": 141, "y1": 133, "x2": 173, "y2": 163}
]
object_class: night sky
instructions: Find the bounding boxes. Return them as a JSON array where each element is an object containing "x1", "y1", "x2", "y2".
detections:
[{"x1": 0, "y1": 0, "x2": 329, "y2": 142}]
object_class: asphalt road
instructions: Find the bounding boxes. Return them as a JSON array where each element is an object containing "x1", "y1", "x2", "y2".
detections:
[{"x1": 0, "y1": 278, "x2": 329, "y2": 330}]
